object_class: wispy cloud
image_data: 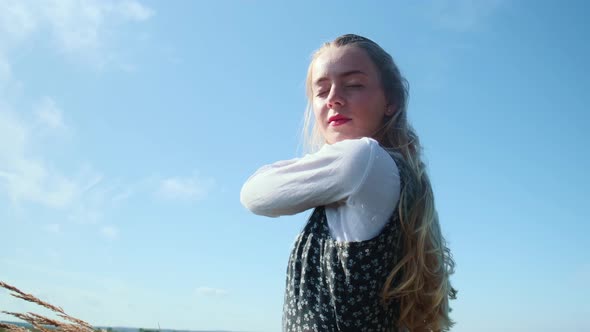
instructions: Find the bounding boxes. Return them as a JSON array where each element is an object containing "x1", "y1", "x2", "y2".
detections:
[
  {"x1": 0, "y1": 106, "x2": 129, "y2": 229},
  {"x1": 195, "y1": 287, "x2": 229, "y2": 297},
  {"x1": 157, "y1": 174, "x2": 215, "y2": 201},
  {"x1": 0, "y1": 0, "x2": 155, "y2": 68},
  {"x1": 45, "y1": 223, "x2": 62, "y2": 234},
  {"x1": 66, "y1": 174, "x2": 136, "y2": 225},
  {"x1": 114, "y1": 0, "x2": 155, "y2": 21},
  {"x1": 0, "y1": 0, "x2": 38, "y2": 46},
  {"x1": 0, "y1": 1, "x2": 154, "y2": 231},
  {"x1": 0, "y1": 53, "x2": 13, "y2": 87},
  {"x1": 426, "y1": 0, "x2": 505, "y2": 31},
  {"x1": 34, "y1": 96, "x2": 66, "y2": 130},
  {"x1": 100, "y1": 225, "x2": 119, "y2": 240},
  {"x1": 0, "y1": 109, "x2": 85, "y2": 209}
]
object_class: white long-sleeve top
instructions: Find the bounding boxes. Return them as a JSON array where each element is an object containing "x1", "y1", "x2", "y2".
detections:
[{"x1": 240, "y1": 137, "x2": 401, "y2": 242}]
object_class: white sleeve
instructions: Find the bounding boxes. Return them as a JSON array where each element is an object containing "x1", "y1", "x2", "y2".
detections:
[{"x1": 240, "y1": 138, "x2": 376, "y2": 217}]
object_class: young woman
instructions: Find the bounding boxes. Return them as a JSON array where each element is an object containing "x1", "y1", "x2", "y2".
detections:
[{"x1": 241, "y1": 34, "x2": 456, "y2": 332}]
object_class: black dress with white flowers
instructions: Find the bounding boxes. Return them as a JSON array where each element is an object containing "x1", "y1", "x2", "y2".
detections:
[{"x1": 283, "y1": 151, "x2": 405, "y2": 332}]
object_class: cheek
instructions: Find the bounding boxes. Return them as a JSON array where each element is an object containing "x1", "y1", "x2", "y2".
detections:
[
  {"x1": 312, "y1": 104, "x2": 327, "y2": 126},
  {"x1": 350, "y1": 93, "x2": 377, "y2": 112},
  {"x1": 348, "y1": 88, "x2": 372, "y2": 106},
  {"x1": 352, "y1": 95, "x2": 387, "y2": 126}
]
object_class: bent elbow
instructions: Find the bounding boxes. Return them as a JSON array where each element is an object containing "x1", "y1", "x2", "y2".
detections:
[{"x1": 240, "y1": 184, "x2": 280, "y2": 218}]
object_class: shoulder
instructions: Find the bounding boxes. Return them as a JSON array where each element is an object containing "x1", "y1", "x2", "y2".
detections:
[
  {"x1": 325, "y1": 137, "x2": 396, "y2": 167},
  {"x1": 322, "y1": 137, "x2": 378, "y2": 159},
  {"x1": 312, "y1": 138, "x2": 376, "y2": 175},
  {"x1": 320, "y1": 138, "x2": 399, "y2": 184}
]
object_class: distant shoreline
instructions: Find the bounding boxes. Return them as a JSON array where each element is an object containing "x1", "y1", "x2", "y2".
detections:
[{"x1": 1, "y1": 321, "x2": 240, "y2": 332}]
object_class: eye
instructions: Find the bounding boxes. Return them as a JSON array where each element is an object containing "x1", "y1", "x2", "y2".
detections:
[
  {"x1": 346, "y1": 84, "x2": 363, "y2": 89},
  {"x1": 315, "y1": 89, "x2": 329, "y2": 97}
]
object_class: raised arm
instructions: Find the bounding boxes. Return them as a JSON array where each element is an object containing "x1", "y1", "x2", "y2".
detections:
[{"x1": 240, "y1": 137, "x2": 379, "y2": 217}]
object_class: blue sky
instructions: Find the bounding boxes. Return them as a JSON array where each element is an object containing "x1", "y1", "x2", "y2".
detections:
[{"x1": 0, "y1": 1, "x2": 588, "y2": 331}]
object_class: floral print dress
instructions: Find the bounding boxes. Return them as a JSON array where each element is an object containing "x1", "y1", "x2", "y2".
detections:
[{"x1": 283, "y1": 150, "x2": 405, "y2": 332}]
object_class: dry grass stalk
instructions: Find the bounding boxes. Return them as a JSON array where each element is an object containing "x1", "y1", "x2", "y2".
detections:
[
  {"x1": 0, "y1": 281, "x2": 97, "y2": 332},
  {"x1": 0, "y1": 322, "x2": 30, "y2": 332}
]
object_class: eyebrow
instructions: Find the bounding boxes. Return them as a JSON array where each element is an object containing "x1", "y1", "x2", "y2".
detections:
[{"x1": 313, "y1": 70, "x2": 368, "y2": 86}]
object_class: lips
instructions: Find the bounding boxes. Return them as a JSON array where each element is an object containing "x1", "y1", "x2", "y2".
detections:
[{"x1": 328, "y1": 114, "x2": 351, "y2": 126}]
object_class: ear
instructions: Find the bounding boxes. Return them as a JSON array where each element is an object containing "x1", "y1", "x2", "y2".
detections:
[{"x1": 385, "y1": 104, "x2": 396, "y2": 116}]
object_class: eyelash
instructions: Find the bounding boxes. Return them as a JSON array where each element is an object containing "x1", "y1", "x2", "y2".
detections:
[{"x1": 315, "y1": 84, "x2": 363, "y2": 97}]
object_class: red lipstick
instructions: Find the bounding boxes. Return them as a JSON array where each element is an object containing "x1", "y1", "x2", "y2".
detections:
[{"x1": 328, "y1": 114, "x2": 351, "y2": 126}]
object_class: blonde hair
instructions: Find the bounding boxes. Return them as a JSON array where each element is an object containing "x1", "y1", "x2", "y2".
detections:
[{"x1": 301, "y1": 34, "x2": 457, "y2": 332}]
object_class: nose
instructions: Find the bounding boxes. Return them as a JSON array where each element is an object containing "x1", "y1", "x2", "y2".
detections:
[{"x1": 326, "y1": 85, "x2": 345, "y2": 109}]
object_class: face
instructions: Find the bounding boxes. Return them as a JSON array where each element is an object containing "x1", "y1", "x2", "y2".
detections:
[{"x1": 310, "y1": 45, "x2": 393, "y2": 145}]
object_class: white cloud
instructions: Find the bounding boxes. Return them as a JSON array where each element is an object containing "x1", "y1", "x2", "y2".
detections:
[
  {"x1": 0, "y1": 108, "x2": 134, "y2": 238},
  {"x1": 427, "y1": 0, "x2": 505, "y2": 31},
  {"x1": 43, "y1": 0, "x2": 154, "y2": 64},
  {"x1": 114, "y1": 0, "x2": 155, "y2": 21},
  {"x1": 67, "y1": 173, "x2": 135, "y2": 225},
  {"x1": 0, "y1": 108, "x2": 102, "y2": 210},
  {"x1": 0, "y1": 53, "x2": 13, "y2": 86},
  {"x1": 0, "y1": 52, "x2": 24, "y2": 97},
  {"x1": 0, "y1": 109, "x2": 28, "y2": 158},
  {"x1": 0, "y1": 110, "x2": 72, "y2": 208},
  {"x1": 0, "y1": 2, "x2": 151, "y2": 238},
  {"x1": 0, "y1": 161, "x2": 80, "y2": 209},
  {"x1": 111, "y1": 187, "x2": 134, "y2": 202},
  {"x1": 0, "y1": 0, "x2": 38, "y2": 46},
  {"x1": 0, "y1": 0, "x2": 155, "y2": 67},
  {"x1": 157, "y1": 174, "x2": 214, "y2": 201},
  {"x1": 42, "y1": 0, "x2": 106, "y2": 57},
  {"x1": 45, "y1": 223, "x2": 62, "y2": 234},
  {"x1": 100, "y1": 225, "x2": 119, "y2": 240},
  {"x1": 35, "y1": 96, "x2": 66, "y2": 130},
  {"x1": 195, "y1": 287, "x2": 229, "y2": 297}
]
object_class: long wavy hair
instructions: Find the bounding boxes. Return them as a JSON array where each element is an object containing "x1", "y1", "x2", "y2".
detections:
[{"x1": 301, "y1": 34, "x2": 457, "y2": 332}]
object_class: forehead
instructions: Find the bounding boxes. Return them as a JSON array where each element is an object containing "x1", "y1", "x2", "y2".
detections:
[{"x1": 311, "y1": 46, "x2": 378, "y2": 83}]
